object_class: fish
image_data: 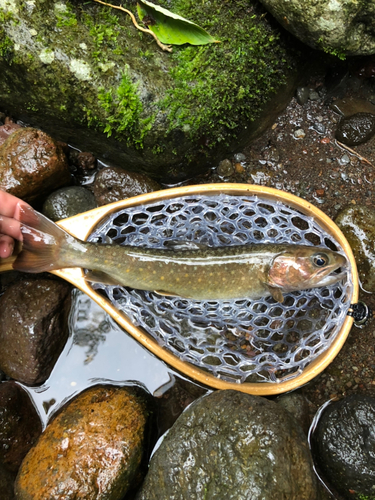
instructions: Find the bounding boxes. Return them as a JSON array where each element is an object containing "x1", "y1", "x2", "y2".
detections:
[{"x1": 12, "y1": 205, "x2": 348, "y2": 303}]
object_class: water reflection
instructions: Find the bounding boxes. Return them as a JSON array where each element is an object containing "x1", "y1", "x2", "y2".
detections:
[{"x1": 22, "y1": 289, "x2": 174, "y2": 426}]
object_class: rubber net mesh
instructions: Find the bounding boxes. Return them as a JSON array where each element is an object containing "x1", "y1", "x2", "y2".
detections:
[{"x1": 88, "y1": 194, "x2": 353, "y2": 384}]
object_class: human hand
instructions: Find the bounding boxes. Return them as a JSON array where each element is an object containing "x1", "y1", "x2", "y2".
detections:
[{"x1": 0, "y1": 191, "x2": 30, "y2": 258}]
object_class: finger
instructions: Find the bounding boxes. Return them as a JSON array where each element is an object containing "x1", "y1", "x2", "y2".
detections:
[
  {"x1": 0, "y1": 190, "x2": 30, "y2": 219},
  {"x1": 0, "y1": 235, "x2": 14, "y2": 258},
  {"x1": 0, "y1": 214, "x2": 22, "y2": 240}
]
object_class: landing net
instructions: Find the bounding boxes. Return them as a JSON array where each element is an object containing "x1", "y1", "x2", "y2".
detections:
[{"x1": 88, "y1": 194, "x2": 353, "y2": 383}]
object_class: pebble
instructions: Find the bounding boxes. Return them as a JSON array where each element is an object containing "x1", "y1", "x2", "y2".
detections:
[
  {"x1": 338, "y1": 154, "x2": 350, "y2": 165},
  {"x1": 217, "y1": 158, "x2": 235, "y2": 177},
  {"x1": 294, "y1": 129, "x2": 306, "y2": 139},
  {"x1": 295, "y1": 86, "x2": 310, "y2": 105},
  {"x1": 312, "y1": 122, "x2": 326, "y2": 134},
  {"x1": 309, "y1": 90, "x2": 320, "y2": 101},
  {"x1": 233, "y1": 152, "x2": 246, "y2": 162}
]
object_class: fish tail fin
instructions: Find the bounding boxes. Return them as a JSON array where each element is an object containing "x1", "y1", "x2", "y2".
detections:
[{"x1": 13, "y1": 206, "x2": 78, "y2": 273}]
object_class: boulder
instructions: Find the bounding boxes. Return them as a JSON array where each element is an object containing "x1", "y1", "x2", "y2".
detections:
[
  {"x1": 15, "y1": 385, "x2": 148, "y2": 500},
  {"x1": 137, "y1": 390, "x2": 318, "y2": 500},
  {"x1": 258, "y1": 0, "x2": 375, "y2": 56},
  {"x1": 312, "y1": 394, "x2": 375, "y2": 499},
  {"x1": 0, "y1": 0, "x2": 301, "y2": 179}
]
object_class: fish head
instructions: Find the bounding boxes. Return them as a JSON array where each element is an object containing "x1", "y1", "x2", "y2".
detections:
[{"x1": 268, "y1": 246, "x2": 348, "y2": 292}]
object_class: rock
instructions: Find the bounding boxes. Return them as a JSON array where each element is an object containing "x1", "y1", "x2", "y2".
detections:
[
  {"x1": 258, "y1": 0, "x2": 375, "y2": 56},
  {"x1": 0, "y1": 464, "x2": 15, "y2": 500},
  {"x1": 42, "y1": 186, "x2": 97, "y2": 221},
  {"x1": 0, "y1": 128, "x2": 70, "y2": 202},
  {"x1": 296, "y1": 86, "x2": 310, "y2": 105},
  {"x1": 335, "y1": 112, "x2": 375, "y2": 146},
  {"x1": 217, "y1": 159, "x2": 235, "y2": 177},
  {"x1": 92, "y1": 166, "x2": 161, "y2": 206},
  {"x1": 0, "y1": 382, "x2": 42, "y2": 472},
  {"x1": 330, "y1": 97, "x2": 375, "y2": 117},
  {"x1": 0, "y1": 120, "x2": 21, "y2": 147},
  {"x1": 0, "y1": 278, "x2": 72, "y2": 385},
  {"x1": 312, "y1": 395, "x2": 375, "y2": 499},
  {"x1": 15, "y1": 385, "x2": 148, "y2": 500},
  {"x1": 335, "y1": 205, "x2": 375, "y2": 292},
  {"x1": 276, "y1": 392, "x2": 312, "y2": 435},
  {"x1": 0, "y1": 0, "x2": 301, "y2": 179},
  {"x1": 137, "y1": 390, "x2": 318, "y2": 500}
]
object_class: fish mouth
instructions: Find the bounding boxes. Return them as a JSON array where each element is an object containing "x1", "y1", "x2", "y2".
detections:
[{"x1": 314, "y1": 260, "x2": 348, "y2": 287}]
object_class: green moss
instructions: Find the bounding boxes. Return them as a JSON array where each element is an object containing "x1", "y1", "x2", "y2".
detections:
[
  {"x1": 86, "y1": 69, "x2": 154, "y2": 147},
  {"x1": 84, "y1": 8, "x2": 124, "y2": 62},
  {"x1": 317, "y1": 37, "x2": 346, "y2": 60},
  {"x1": 55, "y1": 2, "x2": 78, "y2": 28},
  {"x1": 160, "y1": 0, "x2": 292, "y2": 147}
]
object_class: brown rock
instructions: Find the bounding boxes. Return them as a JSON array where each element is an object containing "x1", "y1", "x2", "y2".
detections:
[
  {"x1": 0, "y1": 382, "x2": 42, "y2": 472},
  {"x1": 15, "y1": 385, "x2": 148, "y2": 500},
  {"x1": 0, "y1": 121, "x2": 21, "y2": 147},
  {"x1": 0, "y1": 278, "x2": 72, "y2": 385},
  {"x1": 0, "y1": 127, "x2": 70, "y2": 201},
  {"x1": 92, "y1": 166, "x2": 161, "y2": 206}
]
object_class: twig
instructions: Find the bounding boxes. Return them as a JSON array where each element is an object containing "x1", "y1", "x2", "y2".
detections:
[
  {"x1": 335, "y1": 139, "x2": 375, "y2": 168},
  {"x1": 93, "y1": 0, "x2": 173, "y2": 52}
]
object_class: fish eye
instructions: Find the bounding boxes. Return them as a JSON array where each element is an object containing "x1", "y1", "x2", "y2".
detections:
[{"x1": 312, "y1": 253, "x2": 329, "y2": 267}]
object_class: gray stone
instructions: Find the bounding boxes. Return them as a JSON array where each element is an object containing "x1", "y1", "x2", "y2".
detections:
[
  {"x1": 258, "y1": 0, "x2": 375, "y2": 56},
  {"x1": 137, "y1": 390, "x2": 318, "y2": 500},
  {"x1": 42, "y1": 186, "x2": 97, "y2": 221},
  {"x1": 313, "y1": 395, "x2": 375, "y2": 499},
  {"x1": 0, "y1": 0, "x2": 301, "y2": 179}
]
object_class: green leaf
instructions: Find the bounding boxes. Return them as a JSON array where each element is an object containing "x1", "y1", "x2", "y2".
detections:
[{"x1": 137, "y1": 0, "x2": 219, "y2": 45}]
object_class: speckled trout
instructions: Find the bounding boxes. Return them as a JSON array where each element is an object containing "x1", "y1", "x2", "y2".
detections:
[{"x1": 12, "y1": 206, "x2": 347, "y2": 303}]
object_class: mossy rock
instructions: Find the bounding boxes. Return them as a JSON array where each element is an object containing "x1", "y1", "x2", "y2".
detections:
[{"x1": 0, "y1": 0, "x2": 301, "y2": 179}]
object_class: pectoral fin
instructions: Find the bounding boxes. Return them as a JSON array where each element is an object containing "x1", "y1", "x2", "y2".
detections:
[
  {"x1": 84, "y1": 270, "x2": 120, "y2": 286},
  {"x1": 265, "y1": 284, "x2": 284, "y2": 303}
]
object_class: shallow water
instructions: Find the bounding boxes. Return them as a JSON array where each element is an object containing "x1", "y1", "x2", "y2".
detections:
[{"x1": 22, "y1": 289, "x2": 175, "y2": 427}]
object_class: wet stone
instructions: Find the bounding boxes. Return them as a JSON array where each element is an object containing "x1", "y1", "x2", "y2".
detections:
[
  {"x1": 0, "y1": 128, "x2": 70, "y2": 202},
  {"x1": 137, "y1": 390, "x2": 318, "y2": 500},
  {"x1": 0, "y1": 121, "x2": 21, "y2": 147},
  {"x1": 335, "y1": 112, "x2": 375, "y2": 146},
  {"x1": 0, "y1": 382, "x2": 42, "y2": 472},
  {"x1": 335, "y1": 205, "x2": 375, "y2": 292},
  {"x1": 0, "y1": 464, "x2": 16, "y2": 500},
  {"x1": 217, "y1": 158, "x2": 235, "y2": 177},
  {"x1": 15, "y1": 385, "x2": 148, "y2": 500},
  {"x1": 276, "y1": 392, "x2": 313, "y2": 435},
  {"x1": 0, "y1": 278, "x2": 72, "y2": 385},
  {"x1": 296, "y1": 86, "x2": 310, "y2": 105},
  {"x1": 92, "y1": 166, "x2": 161, "y2": 206},
  {"x1": 42, "y1": 186, "x2": 97, "y2": 221},
  {"x1": 312, "y1": 395, "x2": 375, "y2": 499},
  {"x1": 233, "y1": 152, "x2": 246, "y2": 163}
]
